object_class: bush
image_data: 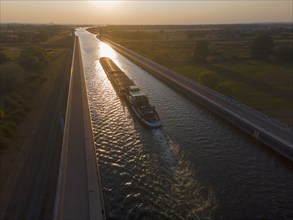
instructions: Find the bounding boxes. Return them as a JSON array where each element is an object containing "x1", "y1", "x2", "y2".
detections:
[
  {"x1": 193, "y1": 41, "x2": 209, "y2": 64},
  {"x1": 275, "y1": 46, "x2": 293, "y2": 62},
  {"x1": 0, "y1": 97, "x2": 28, "y2": 146},
  {"x1": 0, "y1": 52, "x2": 9, "y2": 64},
  {"x1": 2, "y1": 121, "x2": 17, "y2": 138},
  {"x1": 215, "y1": 81, "x2": 236, "y2": 97},
  {"x1": 0, "y1": 63, "x2": 24, "y2": 94},
  {"x1": 198, "y1": 70, "x2": 219, "y2": 89},
  {"x1": 19, "y1": 46, "x2": 48, "y2": 70},
  {"x1": 250, "y1": 33, "x2": 274, "y2": 60},
  {"x1": 10, "y1": 108, "x2": 27, "y2": 123},
  {"x1": 0, "y1": 135, "x2": 10, "y2": 149}
]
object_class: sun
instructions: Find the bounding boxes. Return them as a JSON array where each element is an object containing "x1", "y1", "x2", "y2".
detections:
[{"x1": 92, "y1": 0, "x2": 118, "y2": 9}]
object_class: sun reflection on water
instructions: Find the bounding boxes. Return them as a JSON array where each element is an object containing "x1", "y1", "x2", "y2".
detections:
[{"x1": 99, "y1": 42, "x2": 116, "y2": 59}]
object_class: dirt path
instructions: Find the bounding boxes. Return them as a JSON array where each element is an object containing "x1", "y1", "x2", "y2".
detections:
[{"x1": 0, "y1": 48, "x2": 72, "y2": 220}]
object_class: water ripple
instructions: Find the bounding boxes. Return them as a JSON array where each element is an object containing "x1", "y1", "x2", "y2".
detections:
[{"x1": 76, "y1": 28, "x2": 293, "y2": 220}]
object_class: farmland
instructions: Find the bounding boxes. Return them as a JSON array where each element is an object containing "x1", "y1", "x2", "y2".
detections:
[
  {"x1": 88, "y1": 24, "x2": 293, "y2": 126},
  {"x1": 0, "y1": 24, "x2": 73, "y2": 148}
]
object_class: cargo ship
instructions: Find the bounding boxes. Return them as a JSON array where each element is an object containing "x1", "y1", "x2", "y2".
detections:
[{"x1": 99, "y1": 57, "x2": 161, "y2": 128}]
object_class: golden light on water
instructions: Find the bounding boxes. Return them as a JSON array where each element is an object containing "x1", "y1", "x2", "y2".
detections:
[
  {"x1": 99, "y1": 42, "x2": 116, "y2": 59},
  {"x1": 97, "y1": 42, "x2": 119, "y2": 92}
]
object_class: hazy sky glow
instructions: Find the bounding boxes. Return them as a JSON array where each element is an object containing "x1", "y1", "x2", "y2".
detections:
[{"x1": 1, "y1": 1, "x2": 292, "y2": 25}]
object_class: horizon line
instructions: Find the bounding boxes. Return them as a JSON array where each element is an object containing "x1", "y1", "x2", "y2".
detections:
[{"x1": 1, "y1": 21, "x2": 292, "y2": 26}]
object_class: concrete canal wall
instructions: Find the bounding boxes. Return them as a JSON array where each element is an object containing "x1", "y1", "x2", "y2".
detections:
[
  {"x1": 100, "y1": 37, "x2": 293, "y2": 162},
  {"x1": 53, "y1": 36, "x2": 106, "y2": 220}
]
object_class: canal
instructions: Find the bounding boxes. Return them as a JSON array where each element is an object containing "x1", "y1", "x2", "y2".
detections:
[{"x1": 76, "y1": 28, "x2": 293, "y2": 219}]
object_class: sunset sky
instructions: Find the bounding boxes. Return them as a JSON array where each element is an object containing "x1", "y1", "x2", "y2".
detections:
[{"x1": 1, "y1": 1, "x2": 292, "y2": 25}]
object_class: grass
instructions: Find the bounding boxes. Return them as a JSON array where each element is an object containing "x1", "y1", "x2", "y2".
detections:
[
  {"x1": 210, "y1": 41, "x2": 250, "y2": 58},
  {"x1": 232, "y1": 80, "x2": 292, "y2": 109},
  {"x1": 44, "y1": 30, "x2": 74, "y2": 50},
  {"x1": 164, "y1": 60, "x2": 292, "y2": 123},
  {"x1": 213, "y1": 60, "x2": 293, "y2": 91},
  {"x1": 45, "y1": 31, "x2": 72, "y2": 44},
  {"x1": 162, "y1": 61, "x2": 206, "y2": 81},
  {"x1": 1, "y1": 49, "x2": 22, "y2": 60}
]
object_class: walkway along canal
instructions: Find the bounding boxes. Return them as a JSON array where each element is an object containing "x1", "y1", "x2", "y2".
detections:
[{"x1": 54, "y1": 36, "x2": 105, "y2": 220}]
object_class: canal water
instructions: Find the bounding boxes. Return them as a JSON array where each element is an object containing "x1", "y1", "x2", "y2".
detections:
[{"x1": 76, "y1": 28, "x2": 293, "y2": 219}]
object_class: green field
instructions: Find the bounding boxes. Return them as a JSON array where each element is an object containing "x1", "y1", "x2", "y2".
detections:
[{"x1": 0, "y1": 28, "x2": 73, "y2": 149}]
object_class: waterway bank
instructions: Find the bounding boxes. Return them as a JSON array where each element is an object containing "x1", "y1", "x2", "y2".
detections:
[
  {"x1": 54, "y1": 36, "x2": 106, "y2": 220},
  {"x1": 99, "y1": 36, "x2": 293, "y2": 162}
]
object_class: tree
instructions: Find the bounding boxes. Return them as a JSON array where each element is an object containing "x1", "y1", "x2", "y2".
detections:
[
  {"x1": 0, "y1": 63, "x2": 24, "y2": 94},
  {"x1": 215, "y1": 81, "x2": 236, "y2": 97},
  {"x1": 275, "y1": 46, "x2": 293, "y2": 62},
  {"x1": 250, "y1": 33, "x2": 274, "y2": 60},
  {"x1": 19, "y1": 46, "x2": 48, "y2": 70},
  {"x1": 0, "y1": 53, "x2": 9, "y2": 65},
  {"x1": 193, "y1": 40, "x2": 209, "y2": 63},
  {"x1": 198, "y1": 70, "x2": 218, "y2": 89}
]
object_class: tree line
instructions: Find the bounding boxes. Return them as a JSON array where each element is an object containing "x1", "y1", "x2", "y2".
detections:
[
  {"x1": 193, "y1": 33, "x2": 292, "y2": 63},
  {"x1": 1, "y1": 46, "x2": 48, "y2": 95},
  {"x1": 0, "y1": 46, "x2": 49, "y2": 147},
  {"x1": 192, "y1": 33, "x2": 292, "y2": 97},
  {"x1": 0, "y1": 25, "x2": 70, "y2": 43}
]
